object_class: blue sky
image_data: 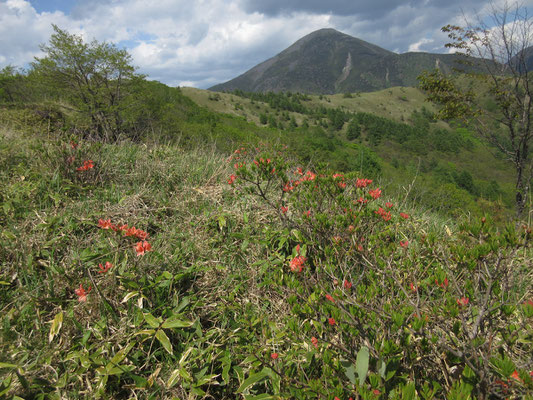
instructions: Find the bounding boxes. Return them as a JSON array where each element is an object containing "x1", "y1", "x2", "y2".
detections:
[
  {"x1": 30, "y1": 0, "x2": 74, "y2": 13},
  {"x1": 1, "y1": 0, "x2": 531, "y2": 88}
]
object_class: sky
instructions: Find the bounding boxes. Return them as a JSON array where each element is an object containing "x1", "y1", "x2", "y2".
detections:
[{"x1": 1, "y1": 0, "x2": 531, "y2": 88}]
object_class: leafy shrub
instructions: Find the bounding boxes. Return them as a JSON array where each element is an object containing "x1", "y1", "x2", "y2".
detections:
[{"x1": 226, "y1": 145, "x2": 532, "y2": 399}]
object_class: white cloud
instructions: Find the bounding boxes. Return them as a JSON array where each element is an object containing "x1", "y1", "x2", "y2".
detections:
[
  {"x1": 408, "y1": 38, "x2": 434, "y2": 52},
  {"x1": 1, "y1": 0, "x2": 531, "y2": 87}
]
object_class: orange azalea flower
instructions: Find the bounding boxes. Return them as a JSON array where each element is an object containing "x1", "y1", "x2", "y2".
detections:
[
  {"x1": 400, "y1": 240, "x2": 409, "y2": 248},
  {"x1": 303, "y1": 170, "x2": 316, "y2": 181},
  {"x1": 98, "y1": 219, "x2": 113, "y2": 229},
  {"x1": 281, "y1": 206, "x2": 288, "y2": 214},
  {"x1": 344, "y1": 279, "x2": 352, "y2": 289},
  {"x1": 125, "y1": 226, "x2": 138, "y2": 237},
  {"x1": 311, "y1": 336, "x2": 318, "y2": 348},
  {"x1": 135, "y1": 229, "x2": 149, "y2": 240},
  {"x1": 328, "y1": 317, "x2": 336, "y2": 326},
  {"x1": 356, "y1": 178, "x2": 372, "y2": 188},
  {"x1": 76, "y1": 160, "x2": 94, "y2": 171},
  {"x1": 457, "y1": 297, "x2": 469, "y2": 306},
  {"x1": 369, "y1": 188, "x2": 382, "y2": 199},
  {"x1": 228, "y1": 174, "x2": 236, "y2": 185},
  {"x1": 135, "y1": 241, "x2": 152, "y2": 256},
  {"x1": 75, "y1": 284, "x2": 91, "y2": 302},
  {"x1": 118, "y1": 224, "x2": 129, "y2": 232},
  {"x1": 510, "y1": 370, "x2": 522, "y2": 382},
  {"x1": 325, "y1": 294, "x2": 335, "y2": 303},
  {"x1": 400, "y1": 212, "x2": 410, "y2": 219},
  {"x1": 436, "y1": 277, "x2": 449, "y2": 288},
  {"x1": 289, "y1": 255, "x2": 306, "y2": 272},
  {"x1": 271, "y1": 353, "x2": 279, "y2": 360},
  {"x1": 98, "y1": 261, "x2": 113, "y2": 274}
]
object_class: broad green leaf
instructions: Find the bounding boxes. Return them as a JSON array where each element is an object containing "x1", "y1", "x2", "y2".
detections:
[
  {"x1": 106, "y1": 365, "x2": 136, "y2": 376},
  {"x1": 196, "y1": 374, "x2": 220, "y2": 386},
  {"x1": 155, "y1": 329, "x2": 173, "y2": 354},
  {"x1": 134, "y1": 329, "x2": 156, "y2": 336},
  {"x1": 340, "y1": 359, "x2": 356, "y2": 385},
  {"x1": 143, "y1": 312, "x2": 161, "y2": 329},
  {"x1": 121, "y1": 291, "x2": 139, "y2": 303},
  {"x1": 48, "y1": 311, "x2": 63, "y2": 343},
  {"x1": 402, "y1": 381, "x2": 416, "y2": 400},
  {"x1": 179, "y1": 367, "x2": 193, "y2": 382},
  {"x1": 244, "y1": 394, "x2": 276, "y2": 400},
  {"x1": 0, "y1": 363, "x2": 17, "y2": 369},
  {"x1": 221, "y1": 356, "x2": 231, "y2": 385},
  {"x1": 167, "y1": 369, "x2": 181, "y2": 388},
  {"x1": 179, "y1": 347, "x2": 194, "y2": 365},
  {"x1": 356, "y1": 346, "x2": 370, "y2": 386},
  {"x1": 236, "y1": 369, "x2": 269, "y2": 393},
  {"x1": 106, "y1": 342, "x2": 135, "y2": 373},
  {"x1": 161, "y1": 315, "x2": 194, "y2": 329},
  {"x1": 79, "y1": 248, "x2": 100, "y2": 262},
  {"x1": 378, "y1": 359, "x2": 387, "y2": 379},
  {"x1": 263, "y1": 368, "x2": 280, "y2": 395}
]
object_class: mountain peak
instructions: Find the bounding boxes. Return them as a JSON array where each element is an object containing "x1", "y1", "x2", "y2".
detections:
[{"x1": 209, "y1": 30, "x2": 466, "y2": 94}]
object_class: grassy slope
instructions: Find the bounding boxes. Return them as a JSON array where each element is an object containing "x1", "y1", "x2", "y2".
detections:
[{"x1": 181, "y1": 86, "x2": 433, "y2": 124}]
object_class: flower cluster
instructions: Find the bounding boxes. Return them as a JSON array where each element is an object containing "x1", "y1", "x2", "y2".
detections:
[
  {"x1": 98, "y1": 261, "x2": 113, "y2": 274},
  {"x1": 135, "y1": 241, "x2": 152, "y2": 256},
  {"x1": 368, "y1": 188, "x2": 382, "y2": 199},
  {"x1": 374, "y1": 207, "x2": 391, "y2": 221},
  {"x1": 98, "y1": 219, "x2": 149, "y2": 240},
  {"x1": 283, "y1": 170, "x2": 317, "y2": 192},
  {"x1": 77, "y1": 160, "x2": 94, "y2": 171},
  {"x1": 98, "y1": 218, "x2": 151, "y2": 256},
  {"x1": 290, "y1": 256, "x2": 306, "y2": 272},
  {"x1": 75, "y1": 284, "x2": 92, "y2": 302},
  {"x1": 356, "y1": 178, "x2": 373, "y2": 188},
  {"x1": 457, "y1": 297, "x2": 469, "y2": 306}
]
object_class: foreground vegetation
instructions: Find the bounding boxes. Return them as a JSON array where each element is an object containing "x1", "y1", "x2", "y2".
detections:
[{"x1": 1, "y1": 116, "x2": 532, "y2": 399}]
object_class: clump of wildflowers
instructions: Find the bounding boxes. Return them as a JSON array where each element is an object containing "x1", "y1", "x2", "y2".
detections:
[
  {"x1": 98, "y1": 261, "x2": 113, "y2": 274},
  {"x1": 75, "y1": 284, "x2": 91, "y2": 302},
  {"x1": 77, "y1": 160, "x2": 94, "y2": 171},
  {"x1": 135, "y1": 241, "x2": 152, "y2": 256}
]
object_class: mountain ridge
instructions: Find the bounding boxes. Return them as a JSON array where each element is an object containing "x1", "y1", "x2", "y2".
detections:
[{"x1": 209, "y1": 28, "x2": 471, "y2": 94}]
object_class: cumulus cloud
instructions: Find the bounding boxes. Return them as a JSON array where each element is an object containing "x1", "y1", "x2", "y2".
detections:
[{"x1": 0, "y1": 0, "x2": 531, "y2": 87}]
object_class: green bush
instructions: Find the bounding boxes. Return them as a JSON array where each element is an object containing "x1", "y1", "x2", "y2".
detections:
[{"x1": 226, "y1": 146, "x2": 532, "y2": 399}]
